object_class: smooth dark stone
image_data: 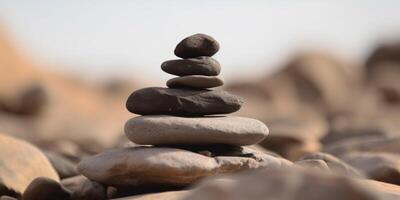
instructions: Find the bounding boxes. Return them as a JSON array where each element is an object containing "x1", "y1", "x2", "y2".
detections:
[
  {"x1": 167, "y1": 75, "x2": 223, "y2": 89},
  {"x1": 161, "y1": 57, "x2": 221, "y2": 76},
  {"x1": 174, "y1": 34, "x2": 219, "y2": 58},
  {"x1": 126, "y1": 87, "x2": 243, "y2": 116},
  {"x1": 22, "y1": 177, "x2": 71, "y2": 200}
]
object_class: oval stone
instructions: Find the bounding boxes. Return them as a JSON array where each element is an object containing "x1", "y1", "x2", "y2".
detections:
[
  {"x1": 125, "y1": 116, "x2": 268, "y2": 146},
  {"x1": 0, "y1": 133, "x2": 59, "y2": 195},
  {"x1": 167, "y1": 75, "x2": 223, "y2": 89},
  {"x1": 22, "y1": 177, "x2": 71, "y2": 200},
  {"x1": 174, "y1": 34, "x2": 220, "y2": 58},
  {"x1": 161, "y1": 57, "x2": 221, "y2": 76},
  {"x1": 126, "y1": 87, "x2": 243, "y2": 116},
  {"x1": 78, "y1": 147, "x2": 282, "y2": 187}
]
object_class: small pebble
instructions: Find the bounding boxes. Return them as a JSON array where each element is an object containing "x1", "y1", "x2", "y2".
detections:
[
  {"x1": 167, "y1": 75, "x2": 223, "y2": 89},
  {"x1": 161, "y1": 56, "x2": 221, "y2": 76}
]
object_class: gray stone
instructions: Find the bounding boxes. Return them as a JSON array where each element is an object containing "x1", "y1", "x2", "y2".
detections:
[
  {"x1": 161, "y1": 57, "x2": 220, "y2": 76},
  {"x1": 126, "y1": 87, "x2": 243, "y2": 116},
  {"x1": 167, "y1": 75, "x2": 223, "y2": 89},
  {"x1": 174, "y1": 34, "x2": 219, "y2": 58},
  {"x1": 125, "y1": 116, "x2": 268, "y2": 146}
]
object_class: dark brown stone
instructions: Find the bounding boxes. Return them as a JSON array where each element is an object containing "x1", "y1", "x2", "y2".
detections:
[
  {"x1": 126, "y1": 87, "x2": 243, "y2": 116},
  {"x1": 22, "y1": 177, "x2": 71, "y2": 200},
  {"x1": 174, "y1": 34, "x2": 219, "y2": 58},
  {"x1": 167, "y1": 75, "x2": 223, "y2": 89}
]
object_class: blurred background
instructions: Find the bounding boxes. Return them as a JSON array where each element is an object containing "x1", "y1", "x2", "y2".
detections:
[{"x1": 1, "y1": 0, "x2": 400, "y2": 166}]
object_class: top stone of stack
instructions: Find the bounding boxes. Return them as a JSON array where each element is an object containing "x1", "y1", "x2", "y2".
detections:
[{"x1": 174, "y1": 33, "x2": 220, "y2": 58}]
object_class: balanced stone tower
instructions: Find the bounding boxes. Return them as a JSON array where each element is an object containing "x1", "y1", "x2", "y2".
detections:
[{"x1": 78, "y1": 34, "x2": 271, "y2": 193}]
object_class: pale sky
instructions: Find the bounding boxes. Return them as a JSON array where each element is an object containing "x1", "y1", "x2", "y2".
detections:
[{"x1": 0, "y1": 0, "x2": 400, "y2": 81}]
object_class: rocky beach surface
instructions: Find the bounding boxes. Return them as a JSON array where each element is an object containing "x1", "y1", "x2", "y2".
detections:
[{"x1": 1, "y1": 32, "x2": 400, "y2": 200}]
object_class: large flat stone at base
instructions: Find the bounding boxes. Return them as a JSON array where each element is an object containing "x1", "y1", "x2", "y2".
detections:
[
  {"x1": 125, "y1": 116, "x2": 268, "y2": 146},
  {"x1": 78, "y1": 146, "x2": 286, "y2": 188}
]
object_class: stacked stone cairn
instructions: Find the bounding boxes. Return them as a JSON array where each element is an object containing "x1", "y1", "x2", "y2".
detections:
[{"x1": 78, "y1": 34, "x2": 270, "y2": 195}]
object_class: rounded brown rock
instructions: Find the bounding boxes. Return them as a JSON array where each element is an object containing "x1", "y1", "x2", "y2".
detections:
[
  {"x1": 161, "y1": 57, "x2": 221, "y2": 76},
  {"x1": 167, "y1": 75, "x2": 223, "y2": 89},
  {"x1": 174, "y1": 33, "x2": 219, "y2": 58},
  {"x1": 22, "y1": 177, "x2": 71, "y2": 200},
  {"x1": 77, "y1": 147, "x2": 284, "y2": 187},
  {"x1": 0, "y1": 133, "x2": 59, "y2": 195}
]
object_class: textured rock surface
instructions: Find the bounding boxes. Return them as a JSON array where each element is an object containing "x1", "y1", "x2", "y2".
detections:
[
  {"x1": 161, "y1": 57, "x2": 220, "y2": 76},
  {"x1": 174, "y1": 34, "x2": 219, "y2": 58},
  {"x1": 125, "y1": 116, "x2": 268, "y2": 146},
  {"x1": 167, "y1": 75, "x2": 223, "y2": 89},
  {"x1": 182, "y1": 168, "x2": 393, "y2": 200},
  {"x1": 0, "y1": 133, "x2": 59, "y2": 195},
  {"x1": 126, "y1": 87, "x2": 243, "y2": 116},
  {"x1": 342, "y1": 152, "x2": 400, "y2": 185},
  {"x1": 78, "y1": 147, "x2": 283, "y2": 187}
]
